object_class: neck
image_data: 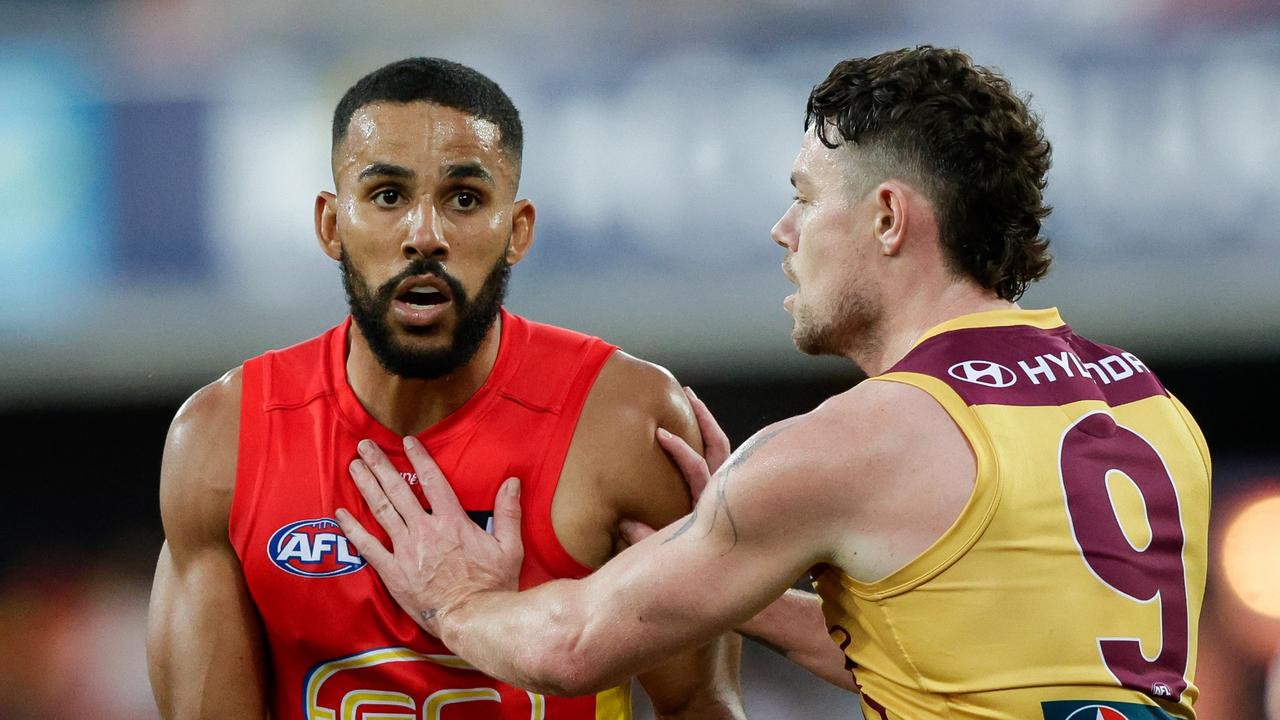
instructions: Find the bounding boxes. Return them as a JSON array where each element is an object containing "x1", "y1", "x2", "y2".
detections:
[
  {"x1": 344, "y1": 316, "x2": 504, "y2": 436},
  {"x1": 850, "y1": 280, "x2": 1015, "y2": 376}
]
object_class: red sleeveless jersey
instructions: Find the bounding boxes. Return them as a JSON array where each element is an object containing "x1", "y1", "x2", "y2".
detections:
[{"x1": 229, "y1": 310, "x2": 633, "y2": 720}]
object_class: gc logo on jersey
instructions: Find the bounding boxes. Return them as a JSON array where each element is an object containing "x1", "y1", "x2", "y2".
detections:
[
  {"x1": 1041, "y1": 700, "x2": 1177, "y2": 719},
  {"x1": 268, "y1": 518, "x2": 366, "y2": 578},
  {"x1": 948, "y1": 360, "x2": 1018, "y2": 388}
]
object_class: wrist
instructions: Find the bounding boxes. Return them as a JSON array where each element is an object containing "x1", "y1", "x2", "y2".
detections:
[{"x1": 428, "y1": 589, "x2": 484, "y2": 645}]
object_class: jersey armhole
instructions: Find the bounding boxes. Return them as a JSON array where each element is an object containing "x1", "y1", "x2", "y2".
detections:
[
  {"x1": 522, "y1": 344, "x2": 620, "y2": 580},
  {"x1": 1167, "y1": 392, "x2": 1212, "y2": 492},
  {"x1": 842, "y1": 371, "x2": 1001, "y2": 600}
]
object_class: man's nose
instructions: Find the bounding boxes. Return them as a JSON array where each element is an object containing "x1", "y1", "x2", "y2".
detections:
[
  {"x1": 771, "y1": 208, "x2": 796, "y2": 250},
  {"x1": 403, "y1": 201, "x2": 448, "y2": 260}
]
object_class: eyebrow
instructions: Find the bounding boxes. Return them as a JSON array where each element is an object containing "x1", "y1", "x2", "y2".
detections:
[
  {"x1": 443, "y1": 162, "x2": 494, "y2": 186},
  {"x1": 358, "y1": 163, "x2": 415, "y2": 182}
]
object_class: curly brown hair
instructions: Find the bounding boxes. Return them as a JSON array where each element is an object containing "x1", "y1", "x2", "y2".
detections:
[{"x1": 806, "y1": 46, "x2": 1053, "y2": 301}]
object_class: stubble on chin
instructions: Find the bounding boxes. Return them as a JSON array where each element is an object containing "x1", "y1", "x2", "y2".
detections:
[{"x1": 791, "y1": 292, "x2": 883, "y2": 361}]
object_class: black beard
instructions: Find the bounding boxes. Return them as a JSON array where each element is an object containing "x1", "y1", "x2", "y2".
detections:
[{"x1": 340, "y1": 249, "x2": 511, "y2": 380}]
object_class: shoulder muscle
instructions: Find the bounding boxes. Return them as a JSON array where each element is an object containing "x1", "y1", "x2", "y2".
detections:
[
  {"x1": 159, "y1": 368, "x2": 243, "y2": 552},
  {"x1": 582, "y1": 352, "x2": 702, "y2": 522}
]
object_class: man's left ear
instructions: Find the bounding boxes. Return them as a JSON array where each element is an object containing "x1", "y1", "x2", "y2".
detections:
[
  {"x1": 876, "y1": 182, "x2": 908, "y2": 257},
  {"x1": 507, "y1": 199, "x2": 536, "y2": 265}
]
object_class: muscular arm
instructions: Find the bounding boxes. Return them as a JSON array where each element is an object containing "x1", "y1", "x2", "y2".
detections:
[
  {"x1": 563, "y1": 354, "x2": 744, "y2": 718},
  {"x1": 146, "y1": 370, "x2": 268, "y2": 719}
]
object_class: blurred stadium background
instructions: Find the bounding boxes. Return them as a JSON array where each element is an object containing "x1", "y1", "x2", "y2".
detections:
[{"x1": 3, "y1": 1, "x2": 1279, "y2": 717}]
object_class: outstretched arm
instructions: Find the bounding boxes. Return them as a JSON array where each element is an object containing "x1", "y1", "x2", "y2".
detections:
[{"x1": 337, "y1": 418, "x2": 834, "y2": 697}]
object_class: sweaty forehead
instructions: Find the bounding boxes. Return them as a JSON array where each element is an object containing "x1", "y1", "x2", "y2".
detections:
[
  {"x1": 334, "y1": 101, "x2": 512, "y2": 182},
  {"x1": 793, "y1": 128, "x2": 856, "y2": 190}
]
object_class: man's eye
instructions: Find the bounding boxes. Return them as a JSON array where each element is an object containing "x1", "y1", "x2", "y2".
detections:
[
  {"x1": 372, "y1": 189, "x2": 402, "y2": 207},
  {"x1": 450, "y1": 191, "x2": 479, "y2": 210}
]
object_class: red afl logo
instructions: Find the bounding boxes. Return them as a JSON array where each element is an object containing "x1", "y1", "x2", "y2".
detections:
[
  {"x1": 1064, "y1": 707, "x2": 1129, "y2": 720},
  {"x1": 947, "y1": 360, "x2": 1017, "y2": 388},
  {"x1": 268, "y1": 518, "x2": 366, "y2": 578}
]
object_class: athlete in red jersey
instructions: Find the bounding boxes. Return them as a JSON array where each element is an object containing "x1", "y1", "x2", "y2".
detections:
[{"x1": 146, "y1": 58, "x2": 743, "y2": 720}]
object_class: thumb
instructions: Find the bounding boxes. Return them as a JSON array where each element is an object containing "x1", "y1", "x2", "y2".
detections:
[
  {"x1": 619, "y1": 518, "x2": 658, "y2": 546},
  {"x1": 492, "y1": 477, "x2": 524, "y2": 552}
]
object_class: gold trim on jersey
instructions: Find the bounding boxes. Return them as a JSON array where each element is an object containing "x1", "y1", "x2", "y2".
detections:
[
  {"x1": 594, "y1": 682, "x2": 632, "y2": 720},
  {"x1": 910, "y1": 307, "x2": 1065, "y2": 349},
  {"x1": 842, "y1": 371, "x2": 1001, "y2": 599},
  {"x1": 1168, "y1": 393, "x2": 1212, "y2": 488}
]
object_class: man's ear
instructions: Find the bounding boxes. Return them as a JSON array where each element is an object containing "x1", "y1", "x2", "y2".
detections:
[
  {"x1": 506, "y1": 199, "x2": 536, "y2": 265},
  {"x1": 315, "y1": 191, "x2": 341, "y2": 261},
  {"x1": 874, "y1": 182, "x2": 908, "y2": 257}
]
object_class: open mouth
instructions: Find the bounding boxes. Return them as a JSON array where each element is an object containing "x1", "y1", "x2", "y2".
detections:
[
  {"x1": 391, "y1": 275, "x2": 455, "y2": 326},
  {"x1": 399, "y1": 285, "x2": 448, "y2": 309}
]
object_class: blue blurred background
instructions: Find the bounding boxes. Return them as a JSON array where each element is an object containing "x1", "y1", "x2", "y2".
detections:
[{"x1": 2, "y1": 1, "x2": 1278, "y2": 717}]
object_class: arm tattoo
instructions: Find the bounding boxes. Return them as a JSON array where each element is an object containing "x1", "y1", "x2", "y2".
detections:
[
  {"x1": 663, "y1": 425, "x2": 787, "y2": 549},
  {"x1": 663, "y1": 507, "x2": 700, "y2": 543}
]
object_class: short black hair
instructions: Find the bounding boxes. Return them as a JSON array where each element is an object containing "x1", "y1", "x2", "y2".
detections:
[
  {"x1": 807, "y1": 46, "x2": 1052, "y2": 301},
  {"x1": 332, "y1": 57, "x2": 523, "y2": 168}
]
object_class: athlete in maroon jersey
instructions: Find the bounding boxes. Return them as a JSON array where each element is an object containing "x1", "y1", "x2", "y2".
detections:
[{"x1": 146, "y1": 58, "x2": 743, "y2": 720}]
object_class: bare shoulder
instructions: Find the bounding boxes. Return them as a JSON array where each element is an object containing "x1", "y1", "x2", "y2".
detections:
[
  {"x1": 807, "y1": 376, "x2": 967, "y2": 464},
  {"x1": 716, "y1": 379, "x2": 972, "y2": 535},
  {"x1": 583, "y1": 351, "x2": 700, "y2": 445},
  {"x1": 159, "y1": 367, "x2": 244, "y2": 548},
  {"x1": 742, "y1": 378, "x2": 976, "y2": 579},
  {"x1": 555, "y1": 352, "x2": 701, "y2": 566}
]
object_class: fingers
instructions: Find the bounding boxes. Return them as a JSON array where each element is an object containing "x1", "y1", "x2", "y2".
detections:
[
  {"x1": 349, "y1": 457, "x2": 409, "y2": 545},
  {"x1": 334, "y1": 507, "x2": 395, "y2": 571},
  {"x1": 657, "y1": 427, "x2": 713, "y2": 501},
  {"x1": 491, "y1": 477, "x2": 524, "y2": 551},
  {"x1": 619, "y1": 518, "x2": 657, "y2": 545},
  {"x1": 356, "y1": 440, "x2": 427, "y2": 526},
  {"x1": 402, "y1": 436, "x2": 466, "y2": 518},
  {"x1": 684, "y1": 386, "x2": 731, "y2": 473}
]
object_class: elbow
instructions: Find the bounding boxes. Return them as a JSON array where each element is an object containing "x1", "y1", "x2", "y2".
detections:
[
  {"x1": 521, "y1": 624, "x2": 620, "y2": 697},
  {"x1": 527, "y1": 658, "x2": 600, "y2": 698},
  {"x1": 524, "y1": 646, "x2": 613, "y2": 698}
]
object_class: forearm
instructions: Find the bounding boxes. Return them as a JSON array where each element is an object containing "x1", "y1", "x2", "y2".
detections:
[
  {"x1": 437, "y1": 579, "x2": 659, "y2": 697},
  {"x1": 737, "y1": 589, "x2": 856, "y2": 691},
  {"x1": 437, "y1": 559, "x2": 752, "y2": 698}
]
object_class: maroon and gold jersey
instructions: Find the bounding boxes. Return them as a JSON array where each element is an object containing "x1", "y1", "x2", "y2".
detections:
[
  {"x1": 814, "y1": 308, "x2": 1210, "y2": 720},
  {"x1": 229, "y1": 310, "x2": 632, "y2": 719}
]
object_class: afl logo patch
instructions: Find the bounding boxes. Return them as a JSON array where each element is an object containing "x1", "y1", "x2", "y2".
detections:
[
  {"x1": 947, "y1": 360, "x2": 1017, "y2": 388},
  {"x1": 268, "y1": 518, "x2": 366, "y2": 578}
]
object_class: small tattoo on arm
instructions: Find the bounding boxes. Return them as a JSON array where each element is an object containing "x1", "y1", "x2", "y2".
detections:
[
  {"x1": 420, "y1": 608, "x2": 438, "y2": 623},
  {"x1": 714, "y1": 471, "x2": 739, "y2": 550},
  {"x1": 663, "y1": 425, "x2": 788, "y2": 550},
  {"x1": 663, "y1": 507, "x2": 700, "y2": 544},
  {"x1": 725, "y1": 425, "x2": 786, "y2": 473}
]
